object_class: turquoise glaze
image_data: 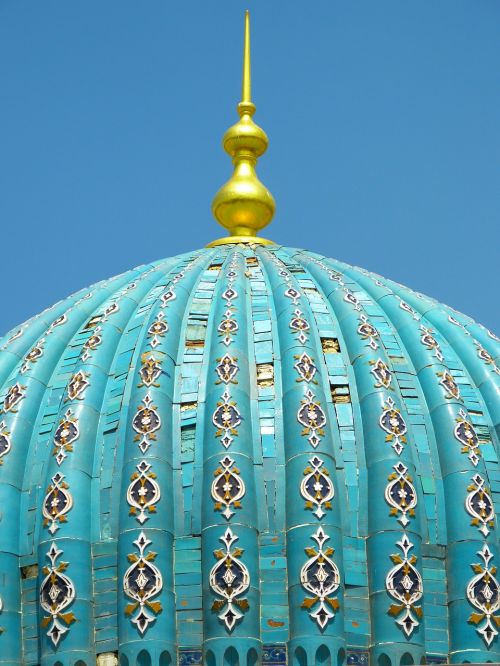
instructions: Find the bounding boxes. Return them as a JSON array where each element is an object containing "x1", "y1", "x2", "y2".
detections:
[{"x1": 0, "y1": 245, "x2": 499, "y2": 666}]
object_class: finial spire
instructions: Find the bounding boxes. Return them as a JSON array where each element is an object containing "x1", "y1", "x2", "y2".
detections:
[
  {"x1": 241, "y1": 10, "x2": 251, "y2": 105},
  {"x1": 208, "y1": 10, "x2": 276, "y2": 247}
]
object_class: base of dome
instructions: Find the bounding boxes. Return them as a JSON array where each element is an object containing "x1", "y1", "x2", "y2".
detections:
[{"x1": 206, "y1": 234, "x2": 275, "y2": 247}]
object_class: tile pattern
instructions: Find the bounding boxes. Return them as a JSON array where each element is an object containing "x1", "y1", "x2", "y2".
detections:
[{"x1": 0, "y1": 245, "x2": 498, "y2": 664}]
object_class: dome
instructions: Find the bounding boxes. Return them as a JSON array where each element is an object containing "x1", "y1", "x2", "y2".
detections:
[
  {"x1": 2, "y1": 11, "x2": 500, "y2": 666},
  {"x1": 1, "y1": 244, "x2": 499, "y2": 666}
]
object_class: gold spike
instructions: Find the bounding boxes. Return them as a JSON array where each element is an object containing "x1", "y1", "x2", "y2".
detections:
[
  {"x1": 241, "y1": 10, "x2": 251, "y2": 105},
  {"x1": 208, "y1": 10, "x2": 276, "y2": 247}
]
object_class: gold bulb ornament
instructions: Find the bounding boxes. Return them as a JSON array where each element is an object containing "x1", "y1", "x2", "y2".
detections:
[{"x1": 208, "y1": 10, "x2": 276, "y2": 247}]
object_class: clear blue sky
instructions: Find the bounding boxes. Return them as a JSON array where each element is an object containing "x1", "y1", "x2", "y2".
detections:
[{"x1": 1, "y1": 1, "x2": 498, "y2": 333}]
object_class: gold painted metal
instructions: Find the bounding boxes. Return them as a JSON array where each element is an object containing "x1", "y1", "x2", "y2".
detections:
[{"x1": 207, "y1": 10, "x2": 276, "y2": 247}]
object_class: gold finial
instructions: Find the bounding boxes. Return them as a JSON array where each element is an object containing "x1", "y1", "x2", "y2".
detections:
[
  {"x1": 208, "y1": 10, "x2": 276, "y2": 247},
  {"x1": 241, "y1": 9, "x2": 251, "y2": 106}
]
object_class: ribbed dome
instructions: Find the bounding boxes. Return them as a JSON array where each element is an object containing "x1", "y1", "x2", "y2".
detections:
[{"x1": 0, "y1": 244, "x2": 499, "y2": 666}]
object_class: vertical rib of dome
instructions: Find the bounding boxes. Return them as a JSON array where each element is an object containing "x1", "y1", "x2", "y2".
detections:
[
  {"x1": 116, "y1": 252, "x2": 212, "y2": 665},
  {"x1": 257, "y1": 248, "x2": 346, "y2": 664},
  {"x1": 171, "y1": 249, "x2": 229, "y2": 655},
  {"x1": 200, "y1": 248, "x2": 261, "y2": 662},
  {"x1": 244, "y1": 247, "x2": 289, "y2": 649}
]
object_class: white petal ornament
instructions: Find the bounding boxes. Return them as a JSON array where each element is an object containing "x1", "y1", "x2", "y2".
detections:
[
  {"x1": 465, "y1": 474, "x2": 495, "y2": 537},
  {"x1": 454, "y1": 408, "x2": 481, "y2": 467},
  {"x1": 132, "y1": 393, "x2": 161, "y2": 454},
  {"x1": 467, "y1": 544, "x2": 500, "y2": 646},
  {"x1": 211, "y1": 456, "x2": 245, "y2": 520},
  {"x1": 213, "y1": 390, "x2": 242, "y2": 449},
  {"x1": 127, "y1": 461, "x2": 161, "y2": 524},
  {"x1": 297, "y1": 390, "x2": 327, "y2": 449},
  {"x1": 385, "y1": 462, "x2": 417, "y2": 527},
  {"x1": 300, "y1": 527, "x2": 340, "y2": 629},
  {"x1": 386, "y1": 534, "x2": 423, "y2": 637},
  {"x1": 123, "y1": 532, "x2": 163, "y2": 635},
  {"x1": 42, "y1": 473, "x2": 74, "y2": 534},
  {"x1": 300, "y1": 455, "x2": 334, "y2": 519},
  {"x1": 379, "y1": 397, "x2": 407, "y2": 456},
  {"x1": 210, "y1": 528, "x2": 250, "y2": 631},
  {"x1": 0, "y1": 421, "x2": 12, "y2": 465},
  {"x1": 39, "y1": 543, "x2": 76, "y2": 646},
  {"x1": 53, "y1": 409, "x2": 80, "y2": 466}
]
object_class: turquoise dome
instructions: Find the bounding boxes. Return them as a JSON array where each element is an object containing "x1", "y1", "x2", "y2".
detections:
[{"x1": 0, "y1": 244, "x2": 499, "y2": 666}]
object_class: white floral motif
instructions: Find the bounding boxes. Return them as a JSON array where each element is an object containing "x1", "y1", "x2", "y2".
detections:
[
  {"x1": 42, "y1": 473, "x2": 73, "y2": 534},
  {"x1": 138, "y1": 354, "x2": 162, "y2": 388},
  {"x1": 82, "y1": 326, "x2": 102, "y2": 361},
  {"x1": 343, "y1": 288, "x2": 361, "y2": 311},
  {"x1": 398, "y1": 298, "x2": 419, "y2": 321},
  {"x1": 454, "y1": 408, "x2": 481, "y2": 467},
  {"x1": 132, "y1": 394, "x2": 161, "y2": 454},
  {"x1": 379, "y1": 396, "x2": 407, "y2": 456},
  {"x1": 386, "y1": 534, "x2": 423, "y2": 637},
  {"x1": 2, "y1": 383, "x2": 26, "y2": 413},
  {"x1": 420, "y1": 325, "x2": 444, "y2": 362},
  {"x1": 21, "y1": 339, "x2": 45, "y2": 374},
  {"x1": 448, "y1": 314, "x2": 471, "y2": 336},
  {"x1": 290, "y1": 308, "x2": 310, "y2": 344},
  {"x1": 215, "y1": 355, "x2": 239, "y2": 385},
  {"x1": 0, "y1": 421, "x2": 11, "y2": 465},
  {"x1": 127, "y1": 461, "x2": 161, "y2": 525},
  {"x1": 358, "y1": 315, "x2": 379, "y2": 350},
  {"x1": 465, "y1": 474, "x2": 495, "y2": 537},
  {"x1": 300, "y1": 456, "x2": 334, "y2": 519},
  {"x1": 487, "y1": 329, "x2": 500, "y2": 342},
  {"x1": 467, "y1": 544, "x2": 500, "y2": 646},
  {"x1": 300, "y1": 527, "x2": 340, "y2": 629},
  {"x1": 370, "y1": 359, "x2": 392, "y2": 389},
  {"x1": 7, "y1": 328, "x2": 24, "y2": 345},
  {"x1": 53, "y1": 409, "x2": 80, "y2": 465},
  {"x1": 294, "y1": 353, "x2": 317, "y2": 383},
  {"x1": 46, "y1": 314, "x2": 67, "y2": 335},
  {"x1": 39, "y1": 543, "x2": 76, "y2": 646},
  {"x1": 297, "y1": 390, "x2": 327, "y2": 448},
  {"x1": 211, "y1": 456, "x2": 245, "y2": 520},
  {"x1": 123, "y1": 532, "x2": 163, "y2": 635},
  {"x1": 218, "y1": 256, "x2": 239, "y2": 346},
  {"x1": 160, "y1": 288, "x2": 176, "y2": 308},
  {"x1": 475, "y1": 341, "x2": 500, "y2": 375},
  {"x1": 101, "y1": 302, "x2": 119, "y2": 322},
  {"x1": 210, "y1": 528, "x2": 250, "y2": 631},
  {"x1": 384, "y1": 462, "x2": 417, "y2": 527},
  {"x1": 437, "y1": 369, "x2": 461, "y2": 401},
  {"x1": 66, "y1": 370, "x2": 90, "y2": 401},
  {"x1": 148, "y1": 311, "x2": 168, "y2": 349},
  {"x1": 213, "y1": 390, "x2": 242, "y2": 449},
  {"x1": 284, "y1": 287, "x2": 301, "y2": 306}
]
